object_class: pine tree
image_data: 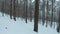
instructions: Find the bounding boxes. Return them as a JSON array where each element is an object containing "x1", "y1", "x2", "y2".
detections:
[{"x1": 34, "y1": 0, "x2": 39, "y2": 32}]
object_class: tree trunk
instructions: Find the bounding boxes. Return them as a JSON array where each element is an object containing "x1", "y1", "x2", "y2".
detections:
[
  {"x1": 34, "y1": 0, "x2": 39, "y2": 32},
  {"x1": 25, "y1": 0, "x2": 28, "y2": 23},
  {"x1": 10, "y1": 0, "x2": 12, "y2": 19},
  {"x1": 57, "y1": 8, "x2": 60, "y2": 33},
  {"x1": 1, "y1": 1, "x2": 4, "y2": 16},
  {"x1": 23, "y1": 0, "x2": 26, "y2": 18},
  {"x1": 46, "y1": 0, "x2": 48, "y2": 27},
  {"x1": 50, "y1": 0, "x2": 53, "y2": 27},
  {"x1": 13, "y1": 0, "x2": 16, "y2": 21},
  {"x1": 42, "y1": 0, "x2": 45, "y2": 26},
  {"x1": 30, "y1": 0, "x2": 32, "y2": 22}
]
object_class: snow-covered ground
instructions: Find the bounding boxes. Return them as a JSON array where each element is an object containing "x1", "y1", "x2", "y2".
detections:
[{"x1": 0, "y1": 12, "x2": 60, "y2": 34}]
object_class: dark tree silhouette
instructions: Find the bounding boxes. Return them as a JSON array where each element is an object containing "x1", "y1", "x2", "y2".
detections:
[
  {"x1": 57, "y1": 7, "x2": 60, "y2": 33},
  {"x1": 34, "y1": 0, "x2": 39, "y2": 32},
  {"x1": 10, "y1": 0, "x2": 12, "y2": 19},
  {"x1": 13, "y1": 0, "x2": 16, "y2": 21},
  {"x1": 25, "y1": 0, "x2": 28, "y2": 23}
]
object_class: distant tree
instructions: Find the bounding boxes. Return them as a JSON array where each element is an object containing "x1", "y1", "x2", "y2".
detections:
[
  {"x1": 10, "y1": 0, "x2": 12, "y2": 19},
  {"x1": 30, "y1": 0, "x2": 32, "y2": 22},
  {"x1": 57, "y1": 7, "x2": 60, "y2": 33},
  {"x1": 53, "y1": 0, "x2": 55, "y2": 29},
  {"x1": 42, "y1": 0, "x2": 45, "y2": 26},
  {"x1": 13, "y1": 0, "x2": 16, "y2": 21},
  {"x1": 22, "y1": 0, "x2": 26, "y2": 18},
  {"x1": 1, "y1": 1, "x2": 4, "y2": 16},
  {"x1": 16, "y1": 0, "x2": 18, "y2": 17},
  {"x1": 50, "y1": 0, "x2": 53, "y2": 27},
  {"x1": 25, "y1": 0, "x2": 28, "y2": 23},
  {"x1": 34, "y1": 0, "x2": 39, "y2": 32},
  {"x1": 46, "y1": 0, "x2": 49, "y2": 27}
]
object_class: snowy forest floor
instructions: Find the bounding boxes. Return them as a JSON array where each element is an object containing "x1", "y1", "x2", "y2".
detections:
[{"x1": 0, "y1": 12, "x2": 60, "y2": 34}]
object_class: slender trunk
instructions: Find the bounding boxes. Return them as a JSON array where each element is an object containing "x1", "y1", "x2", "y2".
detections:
[
  {"x1": 16, "y1": 0, "x2": 18, "y2": 17},
  {"x1": 30, "y1": 0, "x2": 32, "y2": 22},
  {"x1": 13, "y1": 0, "x2": 16, "y2": 21},
  {"x1": 23, "y1": 0, "x2": 25, "y2": 18},
  {"x1": 25, "y1": 0, "x2": 28, "y2": 23},
  {"x1": 57, "y1": 8, "x2": 60, "y2": 33},
  {"x1": 1, "y1": 1, "x2": 4, "y2": 16},
  {"x1": 42, "y1": 0, "x2": 45, "y2": 25},
  {"x1": 34, "y1": 0, "x2": 39, "y2": 32},
  {"x1": 50, "y1": 0, "x2": 53, "y2": 27},
  {"x1": 46, "y1": 0, "x2": 48, "y2": 27},
  {"x1": 10, "y1": 0, "x2": 12, "y2": 19}
]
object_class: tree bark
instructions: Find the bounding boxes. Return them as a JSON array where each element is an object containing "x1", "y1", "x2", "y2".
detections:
[{"x1": 34, "y1": 0, "x2": 39, "y2": 32}]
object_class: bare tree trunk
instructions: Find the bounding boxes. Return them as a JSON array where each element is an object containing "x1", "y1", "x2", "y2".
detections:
[
  {"x1": 1, "y1": 1, "x2": 4, "y2": 16},
  {"x1": 42, "y1": 0, "x2": 45, "y2": 26},
  {"x1": 50, "y1": 0, "x2": 53, "y2": 27},
  {"x1": 57, "y1": 8, "x2": 60, "y2": 33},
  {"x1": 30, "y1": 0, "x2": 32, "y2": 22},
  {"x1": 34, "y1": 0, "x2": 39, "y2": 32},
  {"x1": 25, "y1": 0, "x2": 28, "y2": 23},
  {"x1": 10, "y1": 0, "x2": 12, "y2": 19},
  {"x1": 23, "y1": 0, "x2": 25, "y2": 18},
  {"x1": 46, "y1": 0, "x2": 48, "y2": 27},
  {"x1": 13, "y1": 0, "x2": 16, "y2": 21},
  {"x1": 16, "y1": 0, "x2": 18, "y2": 17}
]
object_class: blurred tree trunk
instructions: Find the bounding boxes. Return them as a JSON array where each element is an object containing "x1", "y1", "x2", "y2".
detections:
[
  {"x1": 30, "y1": 0, "x2": 32, "y2": 22},
  {"x1": 57, "y1": 9, "x2": 60, "y2": 33},
  {"x1": 25, "y1": 0, "x2": 28, "y2": 23},
  {"x1": 42, "y1": 0, "x2": 45, "y2": 25},
  {"x1": 13, "y1": 0, "x2": 16, "y2": 21},
  {"x1": 34, "y1": 0, "x2": 39, "y2": 32},
  {"x1": 46, "y1": 0, "x2": 48, "y2": 27},
  {"x1": 50, "y1": 0, "x2": 53, "y2": 27},
  {"x1": 10, "y1": 0, "x2": 12, "y2": 19},
  {"x1": 23, "y1": 0, "x2": 28, "y2": 23},
  {"x1": 23, "y1": 0, "x2": 25, "y2": 18},
  {"x1": 16, "y1": 0, "x2": 18, "y2": 17},
  {"x1": 53, "y1": 0, "x2": 55, "y2": 28},
  {"x1": 1, "y1": 1, "x2": 4, "y2": 16}
]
